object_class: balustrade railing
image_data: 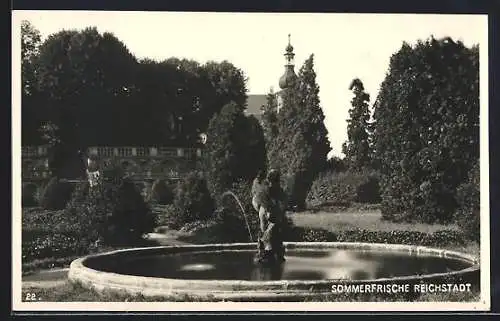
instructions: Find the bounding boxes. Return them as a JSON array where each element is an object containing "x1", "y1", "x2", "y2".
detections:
[
  {"x1": 23, "y1": 146, "x2": 203, "y2": 159},
  {"x1": 22, "y1": 146, "x2": 48, "y2": 158},
  {"x1": 22, "y1": 145, "x2": 202, "y2": 181}
]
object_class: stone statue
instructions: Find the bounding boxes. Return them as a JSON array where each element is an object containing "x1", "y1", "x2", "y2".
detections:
[{"x1": 252, "y1": 169, "x2": 287, "y2": 264}]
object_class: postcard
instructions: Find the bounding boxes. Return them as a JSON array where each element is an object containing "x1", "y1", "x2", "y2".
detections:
[{"x1": 12, "y1": 10, "x2": 490, "y2": 312}]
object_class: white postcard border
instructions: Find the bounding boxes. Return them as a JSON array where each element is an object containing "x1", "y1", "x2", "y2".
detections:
[{"x1": 11, "y1": 11, "x2": 491, "y2": 312}]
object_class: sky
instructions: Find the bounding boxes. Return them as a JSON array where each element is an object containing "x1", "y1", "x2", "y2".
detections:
[{"x1": 12, "y1": 11, "x2": 488, "y2": 157}]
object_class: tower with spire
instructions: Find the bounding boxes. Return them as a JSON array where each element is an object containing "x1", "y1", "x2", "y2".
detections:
[
  {"x1": 276, "y1": 34, "x2": 297, "y2": 113},
  {"x1": 244, "y1": 34, "x2": 298, "y2": 122}
]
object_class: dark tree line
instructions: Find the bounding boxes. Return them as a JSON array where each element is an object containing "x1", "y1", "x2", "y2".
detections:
[{"x1": 21, "y1": 21, "x2": 248, "y2": 176}]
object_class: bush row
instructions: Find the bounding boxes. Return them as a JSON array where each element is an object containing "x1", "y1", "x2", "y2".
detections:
[
  {"x1": 23, "y1": 176, "x2": 178, "y2": 210},
  {"x1": 157, "y1": 178, "x2": 296, "y2": 244},
  {"x1": 155, "y1": 178, "x2": 259, "y2": 238},
  {"x1": 21, "y1": 178, "x2": 74, "y2": 210},
  {"x1": 22, "y1": 209, "x2": 82, "y2": 234},
  {"x1": 288, "y1": 227, "x2": 467, "y2": 247},
  {"x1": 22, "y1": 209, "x2": 97, "y2": 262},
  {"x1": 22, "y1": 232, "x2": 95, "y2": 262}
]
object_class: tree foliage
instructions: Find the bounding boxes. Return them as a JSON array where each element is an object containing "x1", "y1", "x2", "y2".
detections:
[
  {"x1": 202, "y1": 102, "x2": 267, "y2": 199},
  {"x1": 342, "y1": 78, "x2": 373, "y2": 171},
  {"x1": 202, "y1": 60, "x2": 248, "y2": 117},
  {"x1": 373, "y1": 37, "x2": 479, "y2": 223},
  {"x1": 21, "y1": 20, "x2": 41, "y2": 97},
  {"x1": 454, "y1": 162, "x2": 479, "y2": 241},
  {"x1": 261, "y1": 88, "x2": 279, "y2": 150},
  {"x1": 22, "y1": 23, "x2": 249, "y2": 151},
  {"x1": 268, "y1": 54, "x2": 331, "y2": 210},
  {"x1": 21, "y1": 20, "x2": 44, "y2": 146},
  {"x1": 36, "y1": 28, "x2": 138, "y2": 147},
  {"x1": 21, "y1": 22, "x2": 249, "y2": 181}
]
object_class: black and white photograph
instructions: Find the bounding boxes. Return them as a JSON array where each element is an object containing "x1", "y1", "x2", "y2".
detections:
[{"x1": 12, "y1": 10, "x2": 489, "y2": 312}]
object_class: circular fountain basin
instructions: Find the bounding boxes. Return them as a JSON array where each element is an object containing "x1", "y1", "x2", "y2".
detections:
[{"x1": 68, "y1": 242, "x2": 479, "y2": 300}]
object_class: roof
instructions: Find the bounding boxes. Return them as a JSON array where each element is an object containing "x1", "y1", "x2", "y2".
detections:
[{"x1": 245, "y1": 94, "x2": 267, "y2": 117}]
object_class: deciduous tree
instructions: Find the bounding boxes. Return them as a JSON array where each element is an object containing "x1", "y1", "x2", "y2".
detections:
[{"x1": 21, "y1": 20, "x2": 43, "y2": 145}]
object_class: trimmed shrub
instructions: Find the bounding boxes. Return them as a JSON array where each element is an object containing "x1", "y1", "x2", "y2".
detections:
[
  {"x1": 215, "y1": 179, "x2": 261, "y2": 242},
  {"x1": 202, "y1": 102, "x2": 267, "y2": 201},
  {"x1": 178, "y1": 179, "x2": 295, "y2": 243},
  {"x1": 65, "y1": 162, "x2": 157, "y2": 246},
  {"x1": 22, "y1": 183, "x2": 39, "y2": 207},
  {"x1": 149, "y1": 179, "x2": 175, "y2": 205},
  {"x1": 39, "y1": 177, "x2": 74, "y2": 210},
  {"x1": 172, "y1": 172, "x2": 215, "y2": 228},
  {"x1": 454, "y1": 162, "x2": 480, "y2": 241},
  {"x1": 306, "y1": 170, "x2": 381, "y2": 209}
]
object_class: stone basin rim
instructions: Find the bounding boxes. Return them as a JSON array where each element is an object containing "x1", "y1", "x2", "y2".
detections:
[{"x1": 68, "y1": 242, "x2": 479, "y2": 288}]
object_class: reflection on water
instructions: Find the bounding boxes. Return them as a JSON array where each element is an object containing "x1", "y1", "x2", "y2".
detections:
[
  {"x1": 179, "y1": 263, "x2": 215, "y2": 271},
  {"x1": 92, "y1": 249, "x2": 471, "y2": 281}
]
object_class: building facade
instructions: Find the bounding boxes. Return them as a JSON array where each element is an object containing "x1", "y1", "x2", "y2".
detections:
[{"x1": 22, "y1": 35, "x2": 297, "y2": 194}]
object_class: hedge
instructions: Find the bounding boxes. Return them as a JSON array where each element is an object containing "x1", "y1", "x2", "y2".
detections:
[
  {"x1": 306, "y1": 170, "x2": 381, "y2": 208},
  {"x1": 288, "y1": 227, "x2": 467, "y2": 247}
]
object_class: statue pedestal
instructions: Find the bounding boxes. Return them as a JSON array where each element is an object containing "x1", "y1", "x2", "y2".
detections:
[{"x1": 253, "y1": 238, "x2": 285, "y2": 265}]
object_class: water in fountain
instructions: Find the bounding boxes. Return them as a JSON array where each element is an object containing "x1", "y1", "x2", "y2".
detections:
[
  {"x1": 221, "y1": 190, "x2": 254, "y2": 242},
  {"x1": 95, "y1": 248, "x2": 473, "y2": 281}
]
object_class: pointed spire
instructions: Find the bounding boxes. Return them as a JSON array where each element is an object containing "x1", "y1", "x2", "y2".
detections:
[
  {"x1": 285, "y1": 33, "x2": 294, "y2": 54},
  {"x1": 279, "y1": 34, "x2": 297, "y2": 89}
]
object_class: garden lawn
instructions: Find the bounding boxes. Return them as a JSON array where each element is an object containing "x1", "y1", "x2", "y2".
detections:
[
  {"x1": 288, "y1": 209, "x2": 479, "y2": 257},
  {"x1": 289, "y1": 210, "x2": 460, "y2": 233}
]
